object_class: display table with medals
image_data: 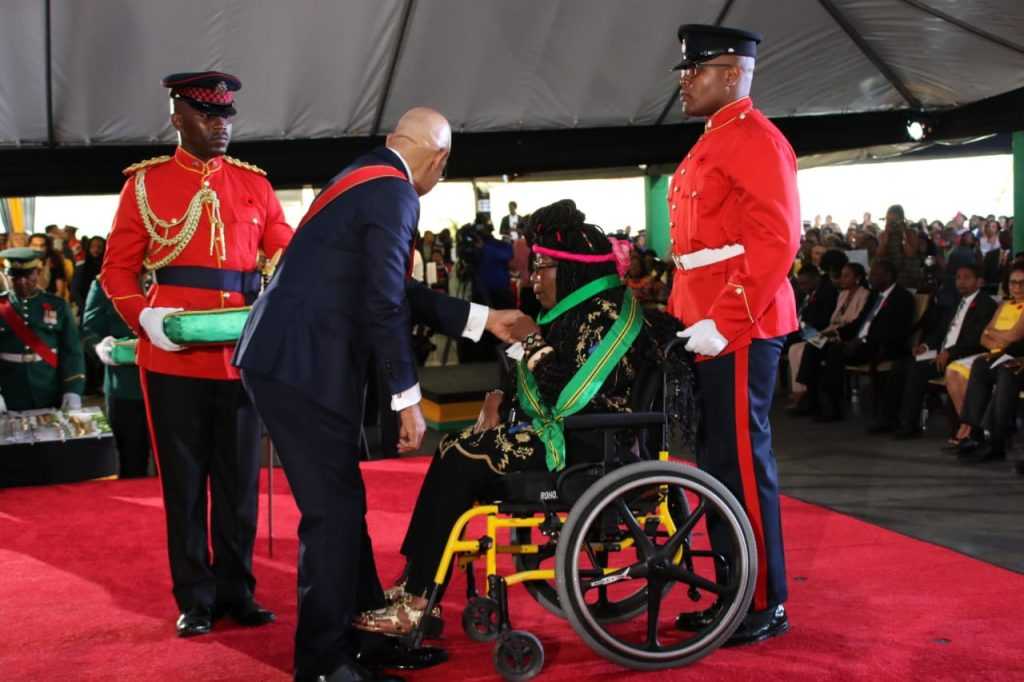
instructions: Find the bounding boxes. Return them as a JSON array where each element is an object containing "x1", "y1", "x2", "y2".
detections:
[{"x1": 0, "y1": 406, "x2": 117, "y2": 488}]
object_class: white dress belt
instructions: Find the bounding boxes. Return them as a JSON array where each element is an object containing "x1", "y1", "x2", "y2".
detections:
[{"x1": 672, "y1": 243, "x2": 745, "y2": 271}]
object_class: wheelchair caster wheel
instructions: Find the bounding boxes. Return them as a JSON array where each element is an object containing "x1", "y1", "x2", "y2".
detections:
[
  {"x1": 462, "y1": 596, "x2": 501, "y2": 642},
  {"x1": 493, "y1": 630, "x2": 544, "y2": 682}
]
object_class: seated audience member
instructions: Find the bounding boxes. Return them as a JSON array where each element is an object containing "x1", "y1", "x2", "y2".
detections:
[
  {"x1": 790, "y1": 262, "x2": 870, "y2": 408},
  {"x1": 786, "y1": 264, "x2": 837, "y2": 404},
  {"x1": 427, "y1": 248, "x2": 450, "y2": 294},
  {"x1": 938, "y1": 232, "x2": 982, "y2": 309},
  {"x1": 352, "y1": 200, "x2": 683, "y2": 636},
  {"x1": 28, "y1": 233, "x2": 70, "y2": 301},
  {"x1": 955, "y1": 343, "x2": 1024, "y2": 464},
  {"x1": 795, "y1": 259, "x2": 914, "y2": 424},
  {"x1": 891, "y1": 264, "x2": 996, "y2": 439},
  {"x1": 981, "y1": 228, "x2": 1012, "y2": 296},
  {"x1": 624, "y1": 252, "x2": 667, "y2": 307},
  {"x1": 945, "y1": 265, "x2": 1024, "y2": 447}
]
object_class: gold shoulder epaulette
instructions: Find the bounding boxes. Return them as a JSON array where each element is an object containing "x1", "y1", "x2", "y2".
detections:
[
  {"x1": 224, "y1": 156, "x2": 267, "y2": 176},
  {"x1": 122, "y1": 155, "x2": 172, "y2": 176}
]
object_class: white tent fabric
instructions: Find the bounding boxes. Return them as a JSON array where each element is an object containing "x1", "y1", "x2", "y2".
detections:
[{"x1": 2, "y1": 0, "x2": 1023, "y2": 147}]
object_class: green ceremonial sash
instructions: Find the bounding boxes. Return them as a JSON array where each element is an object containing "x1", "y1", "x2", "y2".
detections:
[{"x1": 517, "y1": 287, "x2": 643, "y2": 472}]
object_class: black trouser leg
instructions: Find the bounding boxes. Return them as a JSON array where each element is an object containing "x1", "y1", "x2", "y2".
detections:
[
  {"x1": 820, "y1": 342, "x2": 851, "y2": 417},
  {"x1": 108, "y1": 395, "x2": 152, "y2": 478},
  {"x1": 962, "y1": 359, "x2": 996, "y2": 429},
  {"x1": 402, "y1": 447, "x2": 498, "y2": 598},
  {"x1": 143, "y1": 371, "x2": 217, "y2": 612},
  {"x1": 208, "y1": 379, "x2": 262, "y2": 607},
  {"x1": 989, "y1": 367, "x2": 1023, "y2": 449},
  {"x1": 897, "y1": 359, "x2": 940, "y2": 431},
  {"x1": 243, "y1": 370, "x2": 385, "y2": 681}
]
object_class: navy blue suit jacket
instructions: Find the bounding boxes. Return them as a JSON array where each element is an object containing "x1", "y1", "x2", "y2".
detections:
[{"x1": 234, "y1": 147, "x2": 471, "y2": 417}]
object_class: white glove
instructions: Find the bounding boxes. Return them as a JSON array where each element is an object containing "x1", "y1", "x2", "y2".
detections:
[
  {"x1": 677, "y1": 319, "x2": 728, "y2": 357},
  {"x1": 94, "y1": 336, "x2": 117, "y2": 366},
  {"x1": 0, "y1": 393, "x2": 7, "y2": 414},
  {"x1": 139, "y1": 306, "x2": 184, "y2": 352},
  {"x1": 61, "y1": 393, "x2": 82, "y2": 411}
]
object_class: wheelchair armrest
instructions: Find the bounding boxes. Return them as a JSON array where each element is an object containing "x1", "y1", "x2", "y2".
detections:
[{"x1": 562, "y1": 411, "x2": 665, "y2": 430}]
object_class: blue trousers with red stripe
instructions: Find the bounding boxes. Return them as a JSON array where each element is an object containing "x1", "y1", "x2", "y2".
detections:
[{"x1": 695, "y1": 337, "x2": 788, "y2": 611}]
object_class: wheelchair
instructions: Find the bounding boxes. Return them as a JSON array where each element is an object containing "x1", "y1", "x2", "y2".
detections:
[{"x1": 399, "y1": 339, "x2": 758, "y2": 680}]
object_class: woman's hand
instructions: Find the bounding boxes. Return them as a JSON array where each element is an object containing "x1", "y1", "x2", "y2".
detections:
[{"x1": 472, "y1": 390, "x2": 504, "y2": 434}]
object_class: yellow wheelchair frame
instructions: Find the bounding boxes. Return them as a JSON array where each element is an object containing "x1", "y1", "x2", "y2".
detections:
[{"x1": 434, "y1": 450, "x2": 681, "y2": 595}]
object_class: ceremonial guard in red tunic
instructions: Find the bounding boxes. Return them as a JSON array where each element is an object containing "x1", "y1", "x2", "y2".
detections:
[
  {"x1": 667, "y1": 25, "x2": 800, "y2": 644},
  {"x1": 101, "y1": 71, "x2": 293, "y2": 637}
]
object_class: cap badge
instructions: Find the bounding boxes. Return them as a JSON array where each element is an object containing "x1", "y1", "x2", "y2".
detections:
[
  {"x1": 680, "y1": 38, "x2": 687, "y2": 57},
  {"x1": 215, "y1": 81, "x2": 228, "y2": 94}
]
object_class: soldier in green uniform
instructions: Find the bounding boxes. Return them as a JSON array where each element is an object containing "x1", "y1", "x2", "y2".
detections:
[
  {"x1": 0, "y1": 247, "x2": 85, "y2": 413},
  {"x1": 81, "y1": 279, "x2": 152, "y2": 478}
]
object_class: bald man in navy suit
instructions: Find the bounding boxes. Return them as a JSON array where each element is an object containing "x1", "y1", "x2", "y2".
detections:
[{"x1": 236, "y1": 108, "x2": 528, "y2": 682}]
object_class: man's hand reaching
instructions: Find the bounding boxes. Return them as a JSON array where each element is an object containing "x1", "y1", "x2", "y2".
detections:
[{"x1": 485, "y1": 309, "x2": 538, "y2": 343}]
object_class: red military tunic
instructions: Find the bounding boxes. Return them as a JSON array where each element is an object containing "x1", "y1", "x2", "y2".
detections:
[
  {"x1": 102, "y1": 146, "x2": 293, "y2": 380},
  {"x1": 667, "y1": 96, "x2": 800, "y2": 356}
]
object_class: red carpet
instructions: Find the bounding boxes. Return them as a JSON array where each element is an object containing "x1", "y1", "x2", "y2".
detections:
[{"x1": 1, "y1": 457, "x2": 1021, "y2": 681}]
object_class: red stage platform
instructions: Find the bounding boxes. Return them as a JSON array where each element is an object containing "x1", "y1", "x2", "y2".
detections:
[{"x1": 1, "y1": 458, "x2": 1021, "y2": 681}]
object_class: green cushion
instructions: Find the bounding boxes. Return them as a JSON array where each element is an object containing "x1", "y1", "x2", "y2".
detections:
[
  {"x1": 162, "y1": 307, "x2": 251, "y2": 345},
  {"x1": 111, "y1": 339, "x2": 137, "y2": 365}
]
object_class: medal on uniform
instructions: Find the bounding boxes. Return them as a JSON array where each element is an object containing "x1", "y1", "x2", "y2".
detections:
[{"x1": 42, "y1": 303, "x2": 57, "y2": 326}]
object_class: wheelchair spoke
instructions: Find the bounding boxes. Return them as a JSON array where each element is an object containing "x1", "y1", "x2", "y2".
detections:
[
  {"x1": 663, "y1": 564, "x2": 731, "y2": 594},
  {"x1": 645, "y1": 578, "x2": 663, "y2": 649},
  {"x1": 662, "y1": 499, "x2": 706, "y2": 559},
  {"x1": 613, "y1": 498, "x2": 656, "y2": 558}
]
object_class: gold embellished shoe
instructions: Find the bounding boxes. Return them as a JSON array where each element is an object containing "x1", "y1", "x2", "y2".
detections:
[
  {"x1": 354, "y1": 595, "x2": 426, "y2": 636},
  {"x1": 383, "y1": 582, "x2": 407, "y2": 604}
]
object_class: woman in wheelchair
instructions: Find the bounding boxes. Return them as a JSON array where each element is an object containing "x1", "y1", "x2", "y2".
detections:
[{"x1": 354, "y1": 199, "x2": 682, "y2": 636}]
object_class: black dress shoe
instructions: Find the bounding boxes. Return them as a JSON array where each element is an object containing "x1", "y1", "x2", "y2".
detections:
[
  {"x1": 956, "y1": 438, "x2": 983, "y2": 455},
  {"x1": 675, "y1": 601, "x2": 723, "y2": 631},
  {"x1": 958, "y1": 444, "x2": 1005, "y2": 464},
  {"x1": 214, "y1": 599, "x2": 275, "y2": 626},
  {"x1": 724, "y1": 605, "x2": 789, "y2": 647},
  {"x1": 866, "y1": 422, "x2": 894, "y2": 435},
  {"x1": 356, "y1": 633, "x2": 448, "y2": 671},
  {"x1": 319, "y1": 661, "x2": 404, "y2": 682},
  {"x1": 176, "y1": 608, "x2": 213, "y2": 638},
  {"x1": 892, "y1": 428, "x2": 920, "y2": 440},
  {"x1": 813, "y1": 412, "x2": 842, "y2": 423}
]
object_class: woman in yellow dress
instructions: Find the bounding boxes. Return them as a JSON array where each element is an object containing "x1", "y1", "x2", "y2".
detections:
[{"x1": 946, "y1": 264, "x2": 1024, "y2": 444}]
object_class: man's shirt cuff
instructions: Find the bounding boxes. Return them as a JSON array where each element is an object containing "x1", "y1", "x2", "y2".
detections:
[
  {"x1": 462, "y1": 303, "x2": 489, "y2": 342},
  {"x1": 391, "y1": 383, "x2": 422, "y2": 411}
]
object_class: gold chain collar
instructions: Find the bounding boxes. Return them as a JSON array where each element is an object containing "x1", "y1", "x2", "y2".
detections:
[{"x1": 134, "y1": 168, "x2": 226, "y2": 270}]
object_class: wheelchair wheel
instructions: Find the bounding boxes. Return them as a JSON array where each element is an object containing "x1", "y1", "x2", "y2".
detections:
[
  {"x1": 555, "y1": 461, "x2": 756, "y2": 670},
  {"x1": 512, "y1": 488, "x2": 692, "y2": 623},
  {"x1": 493, "y1": 630, "x2": 545, "y2": 682},
  {"x1": 463, "y1": 596, "x2": 502, "y2": 642}
]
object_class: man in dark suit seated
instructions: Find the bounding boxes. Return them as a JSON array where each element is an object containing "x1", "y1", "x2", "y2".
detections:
[
  {"x1": 802, "y1": 259, "x2": 915, "y2": 424},
  {"x1": 235, "y1": 108, "x2": 529, "y2": 682},
  {"x1": 981, "y1": 229, "x2": 1012, "y2": 296},
  {"x1": 957, "y1": 339, "x2": 1024, "y2": 464},
  {"x1": 794, "y1": 264, "x2": 838, "y2": 337},
  {"x1": 892, "y1": 264, "x2": 996, "y2": 438}
]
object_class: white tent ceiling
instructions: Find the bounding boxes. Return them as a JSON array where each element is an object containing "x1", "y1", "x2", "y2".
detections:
[{"x1": 2, "y1": 0, "x2": 1024, "y2": 148}]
